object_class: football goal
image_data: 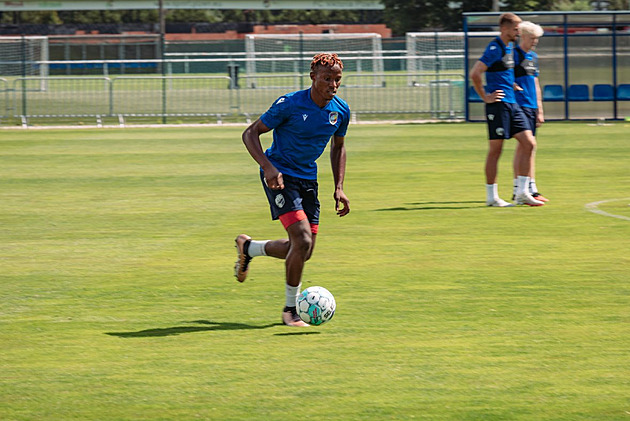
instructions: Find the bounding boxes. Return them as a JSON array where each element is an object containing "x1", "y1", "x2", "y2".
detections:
[
  {"x1": 0, "y1": 36, "x2": 49, "y2": 90},
  {"x1": 244, "y1": 33, "x2": 384, "y2": 88}
]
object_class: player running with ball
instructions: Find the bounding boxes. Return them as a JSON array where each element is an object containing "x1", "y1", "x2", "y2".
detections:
[{"x1": 234, "y1": 53, "x2": 351, "y2": 327}]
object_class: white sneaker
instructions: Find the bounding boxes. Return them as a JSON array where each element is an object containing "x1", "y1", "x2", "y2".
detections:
[
  {"x1": 515, "y1": 192, "x2": 544, "y2": 206},
  {"x1": 486, "y1": 198, "x2": 515, "y2": 207}
]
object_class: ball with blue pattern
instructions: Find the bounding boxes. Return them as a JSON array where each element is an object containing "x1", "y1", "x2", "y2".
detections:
[{"x1": 296, "y1": 286, "x2": 336, "y2": 326}]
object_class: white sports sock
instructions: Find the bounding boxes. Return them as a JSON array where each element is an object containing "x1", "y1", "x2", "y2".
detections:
[
  {"x1": 513, "y1": 178, "x2": 519, "y2": 196},
  {"x1": 247, "y1": 240, "x2": 268, "y2": 257},
  {"x1": 486, "y1": 184, "x2": 498, "y2": 202},
  {"x1": 285, "y1": 283, "x2": 301, "y2": 307},
  {"x1": 529, "y1": 179, "x2": 539, "y2": 194},
  {"x1": 517, "y1": 176, "x2": 530, "y2": 196}
]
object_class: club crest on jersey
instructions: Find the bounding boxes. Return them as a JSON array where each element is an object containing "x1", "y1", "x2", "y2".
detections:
[{"x1": 328, "y1": 112, "x2": 338, "y2": 125}]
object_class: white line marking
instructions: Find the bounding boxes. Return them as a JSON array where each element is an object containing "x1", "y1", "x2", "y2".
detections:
[{"x1": 585, "y1": 198, "x2": 630, "y2": 221}]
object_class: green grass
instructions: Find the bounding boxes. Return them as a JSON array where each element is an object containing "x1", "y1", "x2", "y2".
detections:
[{"x1": 1, "y1": 122, "x2": 629, "y2": 420}]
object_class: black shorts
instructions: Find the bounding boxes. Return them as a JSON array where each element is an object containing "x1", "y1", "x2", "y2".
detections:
[
  {"x1": 260, "y1": 172, "x2": 320, "y2": 225},
  {"x1": 485, "y1": 102, "x2": 530, "y2": 139},
  {"x1": 521, "y1": 106, "x2": 538, "y2": 136}
]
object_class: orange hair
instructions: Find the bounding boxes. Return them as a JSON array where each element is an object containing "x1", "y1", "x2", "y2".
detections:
[{"x1": 310, "y1": 53, "x2": 344, "y2": 72}]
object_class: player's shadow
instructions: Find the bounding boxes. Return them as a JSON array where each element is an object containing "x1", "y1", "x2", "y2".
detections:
[
  {"x1": 373, "y1": 201, "x2": 485, "y2": 211},
  {"x1": 105, "y1": 320, "x2": 283, "y2": 338}
]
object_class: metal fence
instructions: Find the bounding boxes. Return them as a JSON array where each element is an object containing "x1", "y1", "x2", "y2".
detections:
[{"x1": 0, "y1": 72, "x2": 465, "y2": 126}]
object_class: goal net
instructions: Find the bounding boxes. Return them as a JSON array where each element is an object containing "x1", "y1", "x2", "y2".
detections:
[
  {"x1": 245, "y1": 33, "x2": 384, "y2": 88},
  {"x1": 0, "y1": 36, "x2": 49, "y2": 89},
  {"x1": 406, "y1": 32, "x2": 498, "y2": 73}
]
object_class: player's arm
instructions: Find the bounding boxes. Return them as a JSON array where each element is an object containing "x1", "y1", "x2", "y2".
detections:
[
  {"x1": 534, "y1": 77, "x2": 544, "y2": 126},
  {"x1": 470, "y1": 61, "x2": 504, "y2": 103},
  {"x1": 330, "y1": 134, "x2": 349, "y2": 217},
  {"x1": 242, "y1": 118, "x2": 284, "y2": 190}
]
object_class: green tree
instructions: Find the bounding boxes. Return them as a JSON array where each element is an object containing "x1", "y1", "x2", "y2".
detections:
[
  {"x1": 552, "y1": 0, "x2": 592, "y2": 10},
  {"x1": 382, "y1": 0, "x2": 455, "y2": 34}
]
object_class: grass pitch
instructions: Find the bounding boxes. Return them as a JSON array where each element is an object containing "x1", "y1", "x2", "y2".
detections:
[{"x1": 1, "y1": 122, "x2": 629, "y2": 420}]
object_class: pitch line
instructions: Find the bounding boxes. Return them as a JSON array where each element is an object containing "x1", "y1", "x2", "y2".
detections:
[{"x1": 585, "y1": 198, "x2": 630, "y2": 221}]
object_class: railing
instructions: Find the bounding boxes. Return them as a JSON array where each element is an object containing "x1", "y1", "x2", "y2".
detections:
[{"x1": 1, "y1": 73, "x2": 466, "y2": 126}]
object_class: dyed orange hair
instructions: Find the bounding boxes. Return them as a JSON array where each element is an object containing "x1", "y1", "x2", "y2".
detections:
[{"x1": 310, "y1": 53, "x2": 344, "y2": 72}]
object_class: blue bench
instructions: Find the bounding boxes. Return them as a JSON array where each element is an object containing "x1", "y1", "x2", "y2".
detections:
[
  {"x1": 618, "y1": 84, "x2": 630, "y2": 101},
  {"x1": 543, "y1": 84, "x2": 564, "y2": 102},
  {"x1": 593, "y1": 84, "x2": 614, "y2": 101},
  {"x1": 567, "y1": 84, "x2": 589, "y2": 101}
]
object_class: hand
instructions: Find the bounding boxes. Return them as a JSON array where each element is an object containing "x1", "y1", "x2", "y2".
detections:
[
  {"x1": 334, "y1": 189, "x2": 350, "y2": 217},
  {"x1": 484, "y1": 90, "x2": 505, "y2": 103},
  {"x1": 536, "y1": 112, "x2": 545, "y2": 128},
  {"x1": 264, "y1": 167, "x2": 284, "y2": 190}
]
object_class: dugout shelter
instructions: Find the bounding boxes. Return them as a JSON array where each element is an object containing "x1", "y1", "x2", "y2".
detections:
[{"x1": 464, "y1": 11, "x2": 630, "y2": 122}]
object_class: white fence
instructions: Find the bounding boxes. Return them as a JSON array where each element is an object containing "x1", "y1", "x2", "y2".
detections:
[{"x1": 0, "y1": 73, "x2": 466, "y2": 125}]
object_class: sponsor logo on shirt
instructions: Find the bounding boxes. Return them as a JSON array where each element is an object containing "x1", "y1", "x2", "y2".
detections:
[
  {"x1": 303, "y1": 114, "x2": 308, "y2": 121},
  {"x1": 276, "y1": 97, "x2": 286, "y2": 104}
]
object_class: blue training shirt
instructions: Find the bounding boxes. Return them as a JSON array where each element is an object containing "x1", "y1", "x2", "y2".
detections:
[
  {"x1": 479, "y1": 37, "x2": 516, "y2": 104},
  {"x1": 260, "y1": 88, "x2": 350, "y2": 180},
  {"x1": 514, "y1": 45, "x2": 540, "y2": 109}
]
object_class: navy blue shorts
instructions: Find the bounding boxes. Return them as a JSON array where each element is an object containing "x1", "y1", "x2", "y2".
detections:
[
  {"x1": 521, "y1": 106, "x2": 538, "y2": 136},
  {"x1": 485, "y1": 102, "x2": 531, "y2": 139},
  {"x1": 260, "y1": 172, "x2": 320, "y2": 225}
]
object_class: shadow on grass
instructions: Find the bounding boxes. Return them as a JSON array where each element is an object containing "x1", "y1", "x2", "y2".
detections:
[
  {"x1": 373, "y1": 201, "x2": 486, "y2": 211},
  {"x1": 106, "y1": 320, "x2": 283, "y2": 338},
  {"x1": 274, "y1": 331, "x2": 321, "y2": 336}
]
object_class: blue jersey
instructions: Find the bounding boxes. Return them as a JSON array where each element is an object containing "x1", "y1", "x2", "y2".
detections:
[
  {"x1": 514, "y1": 46, "x2": 539, "y2": 109},
  {"x1": 479, "y1": 37, "x2": 516, "y2": 104},
  {"x1": 260, "y1": 88, "x2": 350, "y2": 180}
]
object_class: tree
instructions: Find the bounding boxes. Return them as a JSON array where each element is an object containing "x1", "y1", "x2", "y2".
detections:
[
  {"x1": 382, "y1": 0, "x2": 455, "y2": 34},
  {"x1": 551, "y1": 0, "x2": 591, "y2": 10}
]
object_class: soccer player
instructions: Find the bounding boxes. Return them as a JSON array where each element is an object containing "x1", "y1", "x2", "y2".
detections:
[
  {"x1": 234, "y1": 53, "x2": 351, "y2": 327},
  {"x1": 512, "y1": 21, "x2": 549, "y2": 202},
  {"x1": 470, "y1": 13, "x2": 544, "y2": 207}
]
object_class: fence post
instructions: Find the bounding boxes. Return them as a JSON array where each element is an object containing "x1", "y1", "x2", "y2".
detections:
[
  {"x1": 299, "y1": 32, "x2": 304, "y2": 90},
  {"x1": 21, "y1": 35, "x2": 27, "y2": 118}
]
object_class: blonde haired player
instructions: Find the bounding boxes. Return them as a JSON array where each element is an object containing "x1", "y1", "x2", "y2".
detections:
[{"x1": 512, "y1": 21, "x2": 549, "y2": 204}]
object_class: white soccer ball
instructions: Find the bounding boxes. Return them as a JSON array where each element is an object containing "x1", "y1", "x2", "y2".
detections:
[{"x1": 296, "y1": 286, "x2": 336, "y2": 326}]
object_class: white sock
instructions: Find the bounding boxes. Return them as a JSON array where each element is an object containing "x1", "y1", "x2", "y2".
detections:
[
  {"x1": 486, "y1": 184, "x2": 498, "y2": 202},
  {"x1": 517, "y1": 176, "x2": 530, "y2": 196},
  {"x1": 513, "y1": 178, "x2": 519, "y2": 196},
  {"x1": 247, "y1": 240, "x2": 268, "y2": 257},
  {"x1": 529, "y1": 179, "x2": 539, "y2": 194},
  {"x1": 285, "y1": 283, "x2": 301, "y2": 307}
]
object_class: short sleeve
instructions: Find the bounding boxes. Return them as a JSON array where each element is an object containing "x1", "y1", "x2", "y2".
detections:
[
  {"x1": 335, "y1": 104, "x2": 351, "y2": 137},
  {"x1": 260, "y1": 95, "x2": 291, "y2": 129},
  {"x1": 479, "y1": 42, "x2": 502, "y2": 67}
]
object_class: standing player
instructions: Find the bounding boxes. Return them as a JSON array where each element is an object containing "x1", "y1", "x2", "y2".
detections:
[
  {"x1": 512, "y1": 21, "x2": 549, "y2": 203},
  {"x1": 234, "y1": 53, "x2": 351, "y2": 327},
  {"x1": 470, "y1": 13, "x2": 544, "y2": 207}
]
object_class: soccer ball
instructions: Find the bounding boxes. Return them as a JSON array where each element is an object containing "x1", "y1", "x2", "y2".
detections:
[{"x1": 296, "y1": 286, "x2": 336, "y2": 326}]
